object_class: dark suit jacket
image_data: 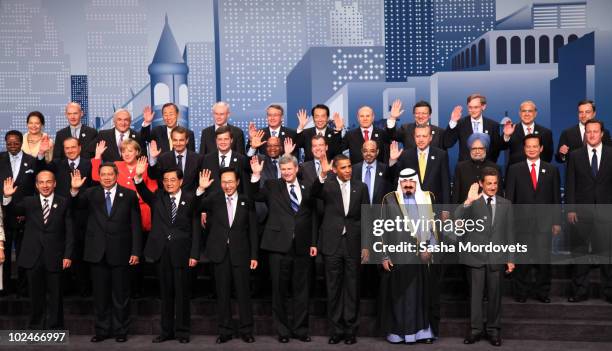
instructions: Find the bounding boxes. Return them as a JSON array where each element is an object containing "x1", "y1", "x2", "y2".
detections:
[
  {"x1": 0, "y1": 152, "x2": 43, "y2": 229},
  {"x1": 295, "y1": 127, "x2": 342, "y2": 161},
  {"x1": 387, "y1": 122, "x2": 446, "y2": 150},
  {"x1": 7, "y1": 195, "x2": 74, "y2": 272},
  {"x1": 149, "y1": 150, "x2": 202, "y2": 193},
  {"x1": 89, "y1": 128, "x2": 142, "y2": 162},
  {"x1": 44, "y1": 157, "x2": 93, "y2": 198},
  {"x1": 565, "y1": 146, "x2": 612, "y2": 213},
  {"x1": 352, "y1": 161, "x2": 392, "y2": 205},
  {"x1": 199, "y1": 190, "x2": 258, "y2": 265},
  {"x1": 252, "y1": 155, "x2": 280, "y2": 223},
  {"x1": 341, "y1": 127, "x2": 390, "y2": 164},
  {"x1": 248, "y1": 126, "x2": 298, "y2": 157},
  {"x1": 200, "y1": 150, "x2": 250, "y2": 194},
  {"x1": 502, "y1": 124, "x2": 553, "y2": 165},
  {"x1": 249, "y1": 178, "x2": 317, "y2": 255},
  {"x1": 555, "y1": 124, "x2": 612, "y2": 163},
  {"x1": 505, "y1": 160, "x2": 561, "y2": 232},
  {"x1": 454, "y1": 195, "x2": 515, "y2": 268},
  {"x1": 74, "y1": 185, "x2": 142, "y2": 265},
  {"x1": 451, "y1": 159, "x2": 502, "y2": 204},
  {"x1": 390, "y1": 147, "x2": 451, "y2": 205},
  {"x1": 311, "y1": 177, "x2": 369, "y2": 258},
  {"x1": 53, "y1": 125, "x2": 98, "y2": 159},
  {"x1": 135, "y1": 182, "x2": 201, "y2": 267},
  {"x1": 140, "y1": 124, "x2": 196, "y2": 154},
  {"x1": 444, "y1": 116, "x2": 503, "y2": 162},
  {"x1": 199, "y1": 124, "x2": 245, "y2": 156}
]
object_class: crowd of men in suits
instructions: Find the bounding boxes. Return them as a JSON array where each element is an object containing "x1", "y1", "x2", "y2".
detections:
[{"x1": 0, "y1": 94, "x2": 610, "y2": 347}]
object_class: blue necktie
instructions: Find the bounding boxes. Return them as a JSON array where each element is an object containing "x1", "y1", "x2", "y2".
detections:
[
  {"x1": 364, "y1": 165, "x2": 372, "y2": 203},
  {"x1": 472, "y1": 121, "x2": 479, "y2": 133},
  {"x1": 592, "y1": 149, "x2": 598, "y2": 177},
  {"x1": 170, "y1": 196, "x2": 177, "y2": 223},
  {"x1": 105, "y1": 191, "x2": 112, "y2": 216},
  {"x1": 289, "y1": 184, "x2": 300, "y2": 213}
]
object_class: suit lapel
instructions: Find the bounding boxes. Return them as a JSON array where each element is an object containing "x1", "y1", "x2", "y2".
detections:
[
  {"x1": 596, "y1": 147, "x2": 608, "y2": 182},
  {"x1": 373, "y1": 162, "x2": 384, "y2": 203},
  {"x1": 109, "y1": 187, "x2": 123, "y2": 218},
  {"x1": 573, "y1": 125, "x2": 583, "y2": 146},
  {"x1": 279, "y1": 180, "x2": 293, "y2": 213}
]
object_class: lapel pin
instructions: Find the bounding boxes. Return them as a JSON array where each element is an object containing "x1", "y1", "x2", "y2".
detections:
[
  {"x1": 327, "y1": 134, "x2": 331, "y2": 138},
  {"x1": 241, "y1": 201, "x2": 245, "y2": 206},
  {"x1": 119, "y1": 193, "x2": 124, "y2": 197},
  {"x1": 431, "y1": 155, "x2": 436, "y2": 160},
  {"x1": 374, "y1": 133, "x2": 379, "y2": 137},
  {"x1": 541, "y1": 169, "x2": 546, "y2": 173},
  {"x1": 53, "y1": 203, "x2": 58, "y2": 208},
  {"x1": 24, "y1": 163, "x2": 28, "y2": 167},
  {"x1": 281, "y1": 131, "x2": 285, "y2": 136},
  {"x1": 484, "y1": 130, "x2": 489, "y2": 134},
  {"x1": 534, "y1": 130, "x2": 539, "y2": 134},
  {"x1": 483, "y1": 216, "x2": 488, "y2": 220},
  {"x1": 181, "y1": 201, "x2": 185, "y2": 205},
  {"x1": 131, "y1": 134, "x2": 135, "y2": 138},
  {"x1": 432, "y1": 130, "x2": 436, "y2": 134},
  {"x1": 379, "y1": 172, "x2": 383, "y2": 176},
  {"x1": 82, "y1": 133, "x2": 86, "y2": 137},
  {"x1": 233, "y1": 158, "x2": 237, "y2": 162},
  {"x1": 301, "y1": 185, "x2": 305, "y2": 189}
]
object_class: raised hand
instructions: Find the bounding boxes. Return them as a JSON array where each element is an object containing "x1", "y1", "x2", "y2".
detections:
[
  {"x1": 198, "y1": 169, "x2": 214, "y2": 190},
  {"x1": 283, "y1": 137, "x2": 295, "y2": 155},
  {"x1": 70, "y1": 170, "x2": 87, "y2": 190},
  {"x1": 3, "y1": 177, "x2": 17, "y2": 197},
  {"x1": 188, "y1": 258, "x2": 198, "y2": 268},
  {"x1": 390, "y1": 99, "x2": 405, "y2": 120},
  {"x1": 465, "y1": 182, "x2": 481, "y2": 205},
  {"x1": 297, "y1": 108, "x2": 309, "y2": 130},
  {"x1": 389, "y1": 141, "x2": 403, "y2": 162},
  {"x1": 248, "y1": 122, "x2": 258, "y2": 140},
  {"x1": 559, "y1": 144, "x2": 569, "y2": 156},
  {"x1": 39, "y1": 134, "x2": 51, "y2": 155},
  {"x1": 250, "y1": 130, "x2": 267, "y2": 148},
  {"x1": 450, "y1": 105, "x2": 463, "y2": 123},
  {"x1": 320, "y1": 156, "x2": 333, "y2": 178},
  {"x1": 129, "y1": 255, "x2": 139, "y2": 265},
  {"x1": 143, "y1": 106, "x2": 154, "y2": 124},
  {"x1": 333, "y1": 112, "x2": 344, "y2": 131},
  {"x1": 249, "y1": 156, "x2": 264, "y2": 175},
  {"x1": 149, "y1": 139, "x2": 161, "y2": 159},
  {"x1": 94, "y1": 140, "x2": 107, "y2": 160},
  {"x1": 503, "y1": 121, "x2": 516, "y2": 136},
  {"x1": 135, "y1": 156, "x2": 148, "y2": 177},
  {"x1": 382, "y1": 258, "x2": 393, "y2": 272},
  {"x1": 250, "y1": 259, "x2": 258, "y2": 270}
]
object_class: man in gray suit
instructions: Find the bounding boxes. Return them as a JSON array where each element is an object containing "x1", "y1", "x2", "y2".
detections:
[{"x1": 454, "y1": 167, "x2": 515, "y2": 347}]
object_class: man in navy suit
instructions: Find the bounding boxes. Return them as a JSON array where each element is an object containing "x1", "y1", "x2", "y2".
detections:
[
  {"x1": 199, "y1": 102, "x2": 245, "y2": 156},
  {"x1": 340, "y1": 106, "x2": 390, "y2": 164},
  {"x1": 247, "y1": 104, "x2": 298, "y2": 157},
  {"x1": 295, "y1": 104, "x2": 343, "y2": 161},
  {"x1": 53, "y1": 102, "x2": 98, "y2": 159},
  {"x1": 141, "y1": 103, "x2": 196, "y2": 153},
  {"x1": 386, "y1": 100, "x2": 446, "y2": 150},
  {"x1": 89, "y1": 109, "x2": 142, "y2": 162}
]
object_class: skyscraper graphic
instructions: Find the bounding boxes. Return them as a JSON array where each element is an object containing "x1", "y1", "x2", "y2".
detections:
[
  {"x1": 0, "y1": 0, "x2": 71, "y2": 148},
  {"x1": 330, "y1": 2, "x2": 374, "y2": 46},
  {"x1": 86, "y1": 0, "x2": 148, "y2": 122},
  {"x1": 184, "y1": 42, "x2": 216, "y2": 136},
  {"x1": 71, "y1": 75, "x2": 89, "y2": 126}
]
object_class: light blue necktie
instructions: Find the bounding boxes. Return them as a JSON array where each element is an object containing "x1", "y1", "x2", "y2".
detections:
[
  {"x1": 289, "y1": 184, "x2": 300, "y2": 213},
  {"x1": 364, "y1": 165, "x2": 372, "y2": 203}
]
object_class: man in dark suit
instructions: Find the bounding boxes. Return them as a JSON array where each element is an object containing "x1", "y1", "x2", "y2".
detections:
[
  {"x1": 565, "y1": 119, "x2": 612, "y2": 303},
  {"x1": 89, "y1": 109, "x2": 142, "y2": 162},
  {"x1": 2, "y1": 171, "x2": 73, "y2": 329},
  {"x1": 199, "y1": 102, "x2": 245, "y2": 156},
  {"x1": 197, "y1": 168, "x2": 258, "y2": 344},
  {"x1": 505, "y1": 134, "x2": 561, "y2": 303},
  {"x1": 298, "y1": 135, "x2": 327, "y2": 187},
  {"x1": 386, "y1": 100, "x2": 446, "y2": 149},
  {"x1": 200, "y1": 126, "x2": 250, "y2": 195},
  {"x1": 312, "y1": 154, "x2": 370, "y2": 345},
  {"x1": 247, "y1": 104, "x2": 297, "y2": 157},
  {"x1": 340, "y1": 105, "x2": 390, "y2": 164},
  {"x1": 53, "y1": 102, "x2": 98, "y2": 159},
  {"x1": 134, "y1": 160, "x2": 200, "y2": 344},
  {"x1": 556, "y1": 99, "x2": 612, "y2": 163},
  {"x1": 501, "y1": 100, "x2": 554, "y2": 166},
  {"x1": 0, "y1": 130, "x2": 43, "y2": 296},
  {"x1": 444, "y1": 94, "x2": 507, "y2": 163},
  {"x1": 455, "y1": 167, "x2": 515, "y2": 347},
  {"x1": 148, "y1": 126, "x2": 202, "y2": 193},
  {"x1": 295, "y1": 104, "x2": 343, "y2": 161},
  {"x1": 44, "y1": 137, "x2": 93, "y2": 297},
  {"x1": 141, "y1": 103, "x2": 196, "y2": 153},
  {"x1": 70, "y1": 163, "x2": 142, "y2": 343},
  {"x1": 249, "y1": 155, "x2": 318, "y2": 343}
]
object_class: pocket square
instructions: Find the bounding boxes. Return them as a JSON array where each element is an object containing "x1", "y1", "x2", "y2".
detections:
[{"x1": 25, "y1": 169, "x2": 34, "y2": 174}]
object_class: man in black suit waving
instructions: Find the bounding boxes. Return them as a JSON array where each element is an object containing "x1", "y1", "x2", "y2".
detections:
[
  {"x1": 247, "y1": 104, "x2": 297, "y2": 157},
  {"x1": 134, "y1": 158, "x2": 201, "y2": 344},
  {"x1": 89, "y1": 109, "x2": 142, "y2": 162},
  {"x1": 3, "y1": 171, "x2": 73, "y2": 329},
  {"x1": 141, "y1": 103, "x2": 196, "y2": 153},
  {"x1": 200, "y1": 126, "x2": 250, "y2": 195},
  {"x1": 505, "y1": 134, "x2": 561, "y2": 304},
  {"x1": 565, "y1": 119, "x2": 612, "y2": 303},
  {"x1": 197, "y1": 168, "x2": 258, "y2": 344},
  {"x1": 312, "y1": 154, "x2": 370, "y2": 345},
  {"x1": 249, "y1": 154, "x2": 318, "y2": 343},
  {"x1": 340, "y1": 106, "x2": 390, "y2": 164},
  {"x1": 70, "y1": 163, "x2": 142, "y2": 343},
  {"x1": 295, "y1": 104, "x2": 343, "y2": 161},
  {"x1": 386, "y1": 100, "x2": 446, "y2": 150},
  {"x1": 53, "y1": 102, "x2": 97, "y2": 159},
  {"x1": 199, "y1": 102, "x2": 245, "y2": 156}
]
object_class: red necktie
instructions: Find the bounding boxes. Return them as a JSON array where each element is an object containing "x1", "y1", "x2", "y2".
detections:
[
  {"x1": 363, "y1": 130, "x2": 369, "y2": 141},
  {"x1": 530, "y1": 163, "x2": 537, "y2": 190}
]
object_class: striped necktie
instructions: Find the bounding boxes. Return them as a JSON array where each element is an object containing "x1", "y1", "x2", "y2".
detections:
[
  {"x1": 170, "y1": 196, "x2": 177, "y2": 223},
  {"x1": 42, "y1": 198, "x2": 50, "y2": 224},
  {"x1": 289, "y1": 184, "x2": 300, "y2": 213}
]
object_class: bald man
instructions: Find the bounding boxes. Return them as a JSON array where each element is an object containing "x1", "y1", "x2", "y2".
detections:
[
  {"x1": 340, "y1": 106, "x2": 390, "y2": 164},
  {"x1": 54, "y1": 102, "x2": 98, "y2": 159}
]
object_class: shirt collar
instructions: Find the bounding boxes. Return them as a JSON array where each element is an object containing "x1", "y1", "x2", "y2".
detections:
[
  {"x1": 175, "y1": 149, "x2": 186, "y2": 157},
  {"x1": 71, "y1": 123, "x2": 82, "y2": 130},
  {"x1": 418, "y1": 146, "x2": 430, "y2": 155},
  {"x1": 225, "y1": 192, "x2": 237, "y2": 201},
  {"x1": 169, "y1": 189, "x2": 182, "y2": 200},
  {"x1": 219, "y1": 149, "x2": 232, "y2": 158},
  {"x1": 103, "y1": 184, "x2": 118, "y2": 194},
  {"x1": 68, "y1": 156, "x2": 81, "y2": 164},
  {"x1": 11, "y1": 150, "x2": 23, "y2": 159},
  {"x1": 337, "y1": 177, "x2": 350, "y2": 186},
  {"x1": 589, "y1": 143, "x2": 603, "y2": 154},
  {"x1": 527, "y1": 158, "x2": 540, "y2": 168},
  {"x1": 40, "y1": 193, "x2": 54, "y2": 203}
]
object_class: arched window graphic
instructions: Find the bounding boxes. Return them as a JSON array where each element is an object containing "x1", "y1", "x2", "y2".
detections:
[
  {"x1": 478, "y1": 39, "x2": 486, "y2": 66},
  {"x1": 179, "y1": 84, "x2": 188, "y2": 106},
  {"x1": 496, "y1": 37, "x2": 507, "y2": 64},
  {"x1": 568, "y1": 34, "x2": 578, "y2": 43},
  {"x1": 539, "y1": 35, "x2": 550, "y2": 63},
  {"x1": 510, "y1": 36, "x2": 521, "y2": 64},
  {"x1": 461, "y1": 51, "x2": 465, "y2": 69},
  {"x1": 154, "y1": 83, "x2": 170, "y2": 106},
  {"x1": 465, "y1": 49, "x2": 471, "y2": 68},
  {"x1": 525, "y1": 36, "x2": 536, "y2": 64},
  {"x1": 471, "y1": 45, "x2": 477, "y2": 67},
  {"x1": 553, "y1": 35, "x2": 564, "y2": 63}
]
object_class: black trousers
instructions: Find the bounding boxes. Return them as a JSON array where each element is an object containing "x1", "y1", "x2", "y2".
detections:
[
  {"x1": 26, "y1": 259, "x2": 63, "y2": 329},
  {"x1": 3, "y1": 227, "x2": 27, "y2": 294},
  {"x1": 570, "y1": 220, "x2": 612, "y2": 299},
  {"x1": 214, "y1": 253, "x2": 253, "y2": 337},
  {"x1": 513, "y1": 264, "x2": 551, "y2": 299},
  {"x1": 90, "y1": 260, "x2": 131, "y2": 337},
  {"x1": 268, "y1": 245, "x2": 311, "y2": 338},
  {"x1": 158, "y1": 246, "x2": 192, "y2": 338},
  {"x1": 323, "y1": 236, "x2": 360, "y2": 336},
  {"x1": 467, "y1": 265, "x2": 502, "y2": 337}
]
